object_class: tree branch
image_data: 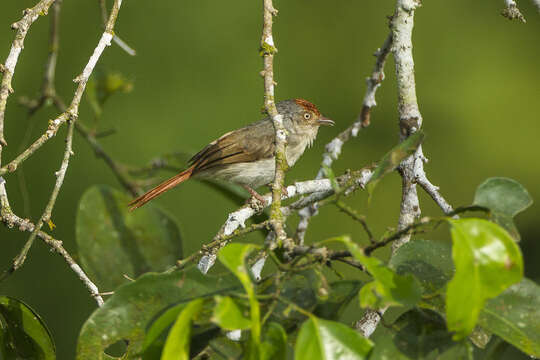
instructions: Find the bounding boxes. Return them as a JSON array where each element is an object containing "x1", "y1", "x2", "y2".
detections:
[
  {"x1": 196, "y1": 167, "x2": 373, "y2": 273},
  {"x1": 0, "y1": 178, "x2": 104, "y2": 306},
  {"x1": 261, "y1": 0, "x2": 289, "y2": 249},
  {"x1": 0, "y1": 0, "x2": 56, "y2": 152},
  {"x1": 501, "y1": 0, "x2": 527, "y2": 22},
  {"x1": 295, "y1": 33, "x2": 392, "y2": 244}
]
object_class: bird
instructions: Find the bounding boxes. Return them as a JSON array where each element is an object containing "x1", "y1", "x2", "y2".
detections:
[{"x1": 128, "y1": 99, "x2": 334, "y2": 211}]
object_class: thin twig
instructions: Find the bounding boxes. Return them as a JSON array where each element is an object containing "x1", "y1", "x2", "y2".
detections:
[
  {"x1": 0, "y1": 120, "x2": 75, "y2": 280},
  {"x1": 0, "y1": 0, "x2": 56, "y2": 153},
  {"x1": 260, "y1": 0, "x2": 289, "y2": 249},
  {"x1": 0, "y1": 0, "x2": 124, "y2": 176},
  {"x1": 99, "y1": 0, "x2": 136, "y2": 56},
  {"x1": 335, "y1": 200, "x2": 375, "y2": 244},
  {"x1": 295, "y1": 34, "x2": 392, "y2": 244},
  {"x1": 0, "y1": 178, "x2": 104, "y2": 306}
]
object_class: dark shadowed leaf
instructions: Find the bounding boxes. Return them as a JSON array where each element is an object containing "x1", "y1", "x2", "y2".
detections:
[
  {"x1": 389, "y1": 239, "x2": 454, "y2": 294},
  {"x1": 473, "y1": 177, "x2": 532, "y2": 241},
  {"x1": 478, "y1": 278, "x2": 540, "y2": 357},
  {"x1": 337, "y1": 237, "x2": 422, "y2": 309},
  {"x1": 0, "y1": 296, "x2": 55, "y2": 360},
  {"x1": 76, "y1": 267, "x2": 238, "y2": 359},
  {"x1": 369, "y1": 309, "x2": 472, "y2": 360},
  {"x1": 314, "y1": 280, "x2": 363, "y2": 321},
  {"x1": 212, "y1": 296, "x2": 251, "y2": 331},
  {"x1": 366, "y1": 131, "x2": 424, "y2": 195},
  {"x1": 295, "y1": 316, "x2": 373, "y2": 360},
  {"x1": 446, "y1": 218, "x2": 523, "y2": 339},
  {"x1": 76, "y1": 185, "x2": 183, "y2": 291},
  {"x1": 161, "y1": 299, "x2": 204, "y2": 360},
  {"x1": 260, "y1": 322, "x2": 287, "y2": 360}
]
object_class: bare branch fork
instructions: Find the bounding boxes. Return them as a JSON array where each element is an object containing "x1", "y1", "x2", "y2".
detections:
[
  {"x1": 296, "y1": 33, "x2": 393, "y2": 244},
  {"x1": 0, "y1": 0, "x2": 124, "y2": 306}
]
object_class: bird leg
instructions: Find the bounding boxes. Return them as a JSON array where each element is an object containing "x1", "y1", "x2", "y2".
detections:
[
  {"x1": 267, "y1": 184, "x2": 289, "y2": 197},
  {"x1": 243, "y1": 185, "x2": 267, "y2": 211}
]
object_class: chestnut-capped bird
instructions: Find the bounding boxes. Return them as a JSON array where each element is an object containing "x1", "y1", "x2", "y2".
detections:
[{"x1": 128, "y1": 99, "x2": 334, "y2": 211}]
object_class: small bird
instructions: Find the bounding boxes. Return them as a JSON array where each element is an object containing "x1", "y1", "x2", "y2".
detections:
[{"x1": 128, "y1": 99, "x2": 334, "y2": 211}]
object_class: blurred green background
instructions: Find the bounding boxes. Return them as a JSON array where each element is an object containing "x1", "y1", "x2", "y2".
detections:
[{"x1": 0, "y1": 0, "x2": 539, "y2": 358}]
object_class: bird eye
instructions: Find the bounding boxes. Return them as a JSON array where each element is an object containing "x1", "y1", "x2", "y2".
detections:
[{"x1": 303, "y1": 112, "x2": 311, "y2": 120}]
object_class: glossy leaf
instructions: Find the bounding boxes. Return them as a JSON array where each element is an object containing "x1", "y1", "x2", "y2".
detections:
[
  {"x1": 218, "y1": 243, "x2": 261, "y2": 359},
  {"x1": 337, "y1": 237, "x2": 422, "y2": 309},
  {"x1": 0, "y1": 296, "x2": 55, "y2": 360},
  {"x1": 161, "y1": 299, "x2": 204, "y2": 360},
  {"x1": 76, "y1": 185, "x2": 183, "y2": 291},
  {"x1": 212, "y1": 296, "x2": 251, "y2": 331},
  {"x1": 446, "y1": 218, "x2": 523, "y2": 339},
  {"x1": 260, "y1": 322, "x2": 287, "y2": 360},
  {"x1": 389, "y1": 239, "x2": 454, "y2": 294},
  {"x1": 369, "y1": 309, "x2": 472, "y2": 360},
  {"x1": 77, "y1": 267, "x2": 238, "y2": 359},
  {"x1": 473, "y1": 177, "x2": 532, "y2": 241},
  {"x1": 295, "y1": 316, "x2": 373, "y2": 360},
  {"x1": 478, "y1": 278, "x2": 540, "y2": 357},
  {"x1": 367, "y1": 131, "x2": 424, "y2": 194},
  {"x1": 141, "y1": 303, "x2": 185, "y2": 353}
]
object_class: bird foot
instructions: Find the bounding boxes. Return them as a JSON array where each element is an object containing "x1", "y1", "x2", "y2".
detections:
[{"x1": 266, "y1": 184, "x2": 289, "y2": 198}]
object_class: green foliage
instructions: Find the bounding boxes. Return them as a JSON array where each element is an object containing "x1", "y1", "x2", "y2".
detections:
[
  {"x1": 295, "y1": 316, "x2": 373, "y2": 360},
  {"x1": 446, "y1": 218, "x2": 523, "y2": 339},
  {"x1": 69, "y1": 175, "x2": 536, "y2": 359},
  {"x1": 161, "y1": 299, "x2": 204, "y2": 360},
  {"x1": 478, "y1": 279, "x2": 540, "y2": 357},
  {"x1": 369, "y1": 309, "x2": 472, "y2": 360},
  {"x1": 212, "y1": 296, "x2": 252, "y2": 331},
  {"x1": 473, "y1": 177, "x2": 533, "y2": 241},
  {"x1": 0, "y1": 296, "x2": 55, "y2": 360},
  {"x1": 366, "y1": 131, "x2": 424, "y2": 195},
  {"x1": 335, "y1": 236, "x2": 422, "y2": 308},
  {"x1": 76, "y1": 185, "x2": 183, "y2": 290},
  {"x1": 76, "y1": 268, "x2": 238, "y2": 359}
]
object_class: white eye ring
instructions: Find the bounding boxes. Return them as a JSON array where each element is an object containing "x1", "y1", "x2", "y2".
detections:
[{"x1": 303, "y1": 112, "x2": 311, "y2": 120}]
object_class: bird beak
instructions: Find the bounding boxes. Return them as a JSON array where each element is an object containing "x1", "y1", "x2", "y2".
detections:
[{"x1": 317, "y1": 116, "x2": 335, "y2": 126}]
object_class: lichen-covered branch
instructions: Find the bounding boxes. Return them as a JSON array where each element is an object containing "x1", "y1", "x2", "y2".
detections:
[
  {"x1": 0, "y1": 0, "x2": 123, "y2": 176},
  {"x1": 0, "y1": 0, "x2": 56, "y2": 154},
  {"x1": 0, "y1": 178, "x2": 104, "y2": 306},
  {"x1": 260, "y1": 0, "x2": 289, "y2": 248},
  {"x1": 295, "y1": 34, "x2": 392, "y2": 244},
  {"x1": 197, "y1": 168, "x2": 373, "y2": 273},
  {"x1": 501, "y1": 0, "x2": 527, "y2": 22}
]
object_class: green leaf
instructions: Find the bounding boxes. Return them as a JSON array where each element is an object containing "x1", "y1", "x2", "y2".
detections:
[
  {"x1": 478, "y1": 278, "x2": 540, "y2": 357},
  {"x1": 314, "y1": 280, "x2": 363, "y2": 321},
  {"x1": 260, "y1": 322, "x2": 287, "y2": 360},
  {"x1": 473, "y1": 177, "x2": 532, "y2": 241},
  {"x1": 76, "y1": 185, "x2": 183, "y2": 290},
  {"x1": 295, "y1": 316, "x2": 373, "y2": 360},
  {"x1": 77, "y1": 267, "x2": 238, "y2": 359},
  {"x1": 161, "y1": 299, "x2": 204, "y2": 360},
  {"x1": 0, "y1": 296, "x2": 55, "y2": 360},
  {"x1": 218, "y1": 243, "x2": 261, "y2": 358},
  {"x1": 335, "y1": 237, "x2": 422, "y2": 309},
  {"x1": 389, "y1": 239, "x2": 454, "y2": 294},
  {"x1": 369, "y1": 309, "x2": 473, "y2": 360},
  {"x1": 367, "y1": 131, "x2": 424, "y2": 195},
  {"x1": 212, "y1": 296, "x2": 251, "y2": 331},
  {"x1": 141, "y1": 303, "x2": 185, "y2": 354},
  {"x1": 446, "y1": 218, "x2": 523, "y2": 339}
]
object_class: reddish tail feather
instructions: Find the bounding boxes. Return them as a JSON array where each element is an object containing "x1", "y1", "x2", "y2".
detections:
[{"x1": 128, "y1": 166, "x2": 194, "y2": 211}]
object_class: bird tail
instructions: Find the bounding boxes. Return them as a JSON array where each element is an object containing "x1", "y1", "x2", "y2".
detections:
[{"x1": 128, "y1": 166, "x2": 195, "y2": 211}]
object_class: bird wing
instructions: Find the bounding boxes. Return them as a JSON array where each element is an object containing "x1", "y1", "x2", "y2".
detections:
[{"x1": 189, "y1": 119, "x2": 276, "y2": 173}]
